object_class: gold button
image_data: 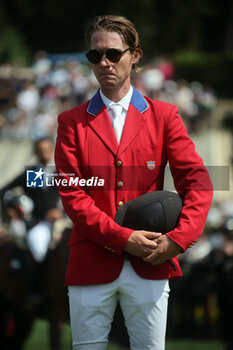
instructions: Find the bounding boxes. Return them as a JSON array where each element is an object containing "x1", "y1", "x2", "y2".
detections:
[
  {"x1": 116, "y1": 159, "x2": 122, "y2": 167},
  {"x1": 118, "y1": 201, "x2": 124, "y2": 207},
  {"x1": 117, "y1": 181, "x2": 124, "y2": 188}
]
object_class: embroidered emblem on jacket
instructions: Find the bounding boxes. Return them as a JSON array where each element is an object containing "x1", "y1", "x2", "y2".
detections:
[{"x1": 146, "y1": 160, "x2": 155, "y2": 170}]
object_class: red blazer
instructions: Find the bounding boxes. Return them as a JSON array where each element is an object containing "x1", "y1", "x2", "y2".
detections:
[{"x1": 55, "y1": 87, "x2": 213, "y2": 285}]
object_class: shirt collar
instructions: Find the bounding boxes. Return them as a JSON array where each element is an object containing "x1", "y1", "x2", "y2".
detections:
[
  {"x1": 99, "y1": 85, "x2": 133, "y2": 112},
  {"x1": 87, "y1": 86, "x2": 149, "y2": 116}
]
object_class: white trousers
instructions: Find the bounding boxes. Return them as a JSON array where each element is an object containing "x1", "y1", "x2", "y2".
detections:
[{"x1": 68, "y1": 259, "x2": 170, "y2": 350}]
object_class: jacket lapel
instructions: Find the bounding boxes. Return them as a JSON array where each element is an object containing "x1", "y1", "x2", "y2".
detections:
[
  {"x1": 87, "y1": 90, "x2": 118, "y2": 155},
  {"x1": 118, "y1": 87, "x2": 149, "y2": 156},
  {"x1": 87, "y1": 87, "x2": 149, "y2": 157}
]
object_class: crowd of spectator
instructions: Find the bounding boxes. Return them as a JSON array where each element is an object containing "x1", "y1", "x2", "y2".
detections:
[
  {"x1": 181, "y1": 198, "x2": 233, "y2": 264},
  {"x1": 0, "y1": 51, "x2": 217, "y2": 141}
]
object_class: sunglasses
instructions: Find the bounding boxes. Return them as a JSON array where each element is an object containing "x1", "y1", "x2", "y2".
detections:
[{"x1": 86, "y1": 48, "x2": 130, "y2": 64}]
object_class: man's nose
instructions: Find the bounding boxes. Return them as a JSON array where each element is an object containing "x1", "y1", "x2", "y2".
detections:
[{"x1": 99, "y1": 54, "x2": 110, "y2": 66}]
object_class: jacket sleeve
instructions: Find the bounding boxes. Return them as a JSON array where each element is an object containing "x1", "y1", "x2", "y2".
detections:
[
  {"x1": 54, "y1": 111, "x2": 133, "y2": 256},
  {"x1": 164, "y1": 105, "x2": 213, "y2": 251}
]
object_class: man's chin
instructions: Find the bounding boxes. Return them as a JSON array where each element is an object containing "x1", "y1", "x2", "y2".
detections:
[{"x1": 100, "y1": 80, "x2": 117, "y2": 89}]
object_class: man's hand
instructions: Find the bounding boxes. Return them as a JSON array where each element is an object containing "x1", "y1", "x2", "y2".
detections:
[
  {"x1": 142, "y1": 235, "x2": 183, "y2": 265},
  {"x1": 124, "y1": 230, "x2": 162, "y2": 257}
]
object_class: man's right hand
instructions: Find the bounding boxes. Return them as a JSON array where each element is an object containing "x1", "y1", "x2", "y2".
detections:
[{"x1": 124, "y1": 230, "x2": 162, "y2": 257}]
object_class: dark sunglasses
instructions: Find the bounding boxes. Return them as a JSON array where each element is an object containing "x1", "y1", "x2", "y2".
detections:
[{"x1": 86, "y1": 48, "x2": 130, "y2": 64}]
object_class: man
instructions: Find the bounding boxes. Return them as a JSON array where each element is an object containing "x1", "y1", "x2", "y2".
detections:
[
  {"x1": 55, "y1": 15, "x2": 213, "y2": 350},
  {"x1": 1, "y1": 137, "x2": 63, "y2": 262}
]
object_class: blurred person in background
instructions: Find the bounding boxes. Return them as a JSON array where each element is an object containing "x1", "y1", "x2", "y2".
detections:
[
  {"x1": 55, "y1": 15, "x2": 213, "y2": 350},
  {"x1": 0, "y1": 137, "x2": 64, "y2": 263},
  {"x1": 16, "y1": 80, "x2": 40, "y2": 115}
]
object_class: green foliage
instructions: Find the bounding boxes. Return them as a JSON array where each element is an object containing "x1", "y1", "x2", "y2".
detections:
[
  {"x1": 1, "y1": 0, "x2": 233, "y2": 57},
  {"x1": 0, "y1": 26, "x2": 31, "y2": 64},
  {"x1": 0, "y1": 1, "x2": 233, "y2": 96},
  {"x1": 172, "y1": 50, "x2": 233, "y2": 97},
  {"x1": 173, "y1": 50, "x2": 220, "y2": 65}
]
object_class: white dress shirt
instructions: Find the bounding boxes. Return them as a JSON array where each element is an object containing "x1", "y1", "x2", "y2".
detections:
[{"x1": 100, "y1": 86, "x2": 133, "y2": 143}]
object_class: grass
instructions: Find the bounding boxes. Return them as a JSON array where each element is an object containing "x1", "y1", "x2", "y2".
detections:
[
  {"x1": 166, "y1": 340, "x2": 225, "y2": 350},
  {"x1": 23, "y1": 320, "x2": 225, "y2": 350},
  {"x1": 23, "y1": 320, "x2": 72, "y2": 350}
]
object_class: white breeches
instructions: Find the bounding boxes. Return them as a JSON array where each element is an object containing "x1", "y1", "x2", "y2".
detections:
[{"x1": 68, "y1": 259, "x2": 170, "y2": 350}]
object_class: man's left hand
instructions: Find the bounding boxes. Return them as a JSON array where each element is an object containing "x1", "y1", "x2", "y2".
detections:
[{"x1": 142, "y1": 235, "x2": 183, "y2": 265}]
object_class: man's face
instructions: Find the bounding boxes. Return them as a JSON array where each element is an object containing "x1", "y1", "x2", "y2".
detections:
[
  {"x1": 35, "y1": 140, "x2": 53, "y2": 165},
  {"x1": 90, "y1": 30, "x2": 140, "y2": 93}
]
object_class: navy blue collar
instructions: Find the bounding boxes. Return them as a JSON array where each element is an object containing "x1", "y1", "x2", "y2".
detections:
[{"x1": 87, "y1": 86, "x2": 149, "y2": 116}]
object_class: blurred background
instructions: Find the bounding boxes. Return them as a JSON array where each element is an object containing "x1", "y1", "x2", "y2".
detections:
[{"x1": 0, "y1": 0, "x2": 233, "y2": 349}]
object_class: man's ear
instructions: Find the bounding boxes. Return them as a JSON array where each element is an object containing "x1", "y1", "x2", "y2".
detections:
[{"x1": 132, "y1": 48, "x2": 142, "y2": 65}]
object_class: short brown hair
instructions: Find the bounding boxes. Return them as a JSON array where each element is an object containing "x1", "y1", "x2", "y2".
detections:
[{"x1": 85, "y1": 15, "x2": 142, "y2": 72}]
